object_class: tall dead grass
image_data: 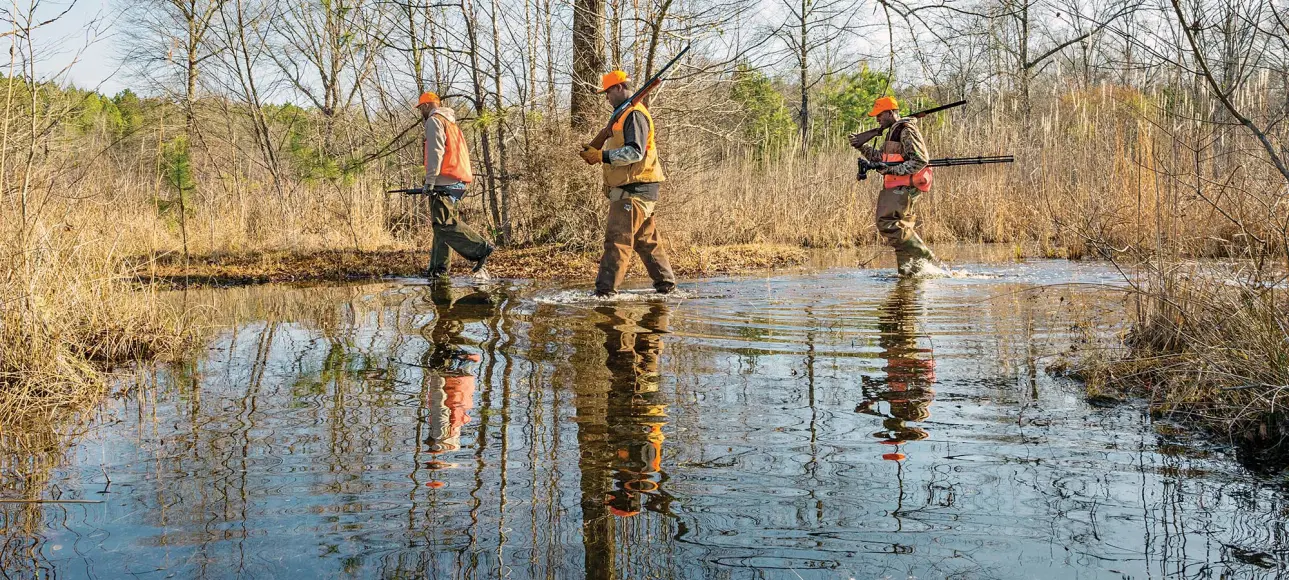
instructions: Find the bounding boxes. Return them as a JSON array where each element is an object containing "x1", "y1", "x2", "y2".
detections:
[
  {"x1": 88, "y1": 85, "x2": 1245, "y2": 262},
  {"x1": 1078, "y1": 266, "x2": 1289, "y2": 469},
  {"x1": 0, "y1": 215, "x2": 191, "y2": 425}
]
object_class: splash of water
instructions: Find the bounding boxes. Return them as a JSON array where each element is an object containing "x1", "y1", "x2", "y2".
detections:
[
  {"x1": 534, "y1": 288, "x2": 695, "y2": 305},
  {"x1": 870, "y1": 260, "x2": 1002, "y2": 280}
]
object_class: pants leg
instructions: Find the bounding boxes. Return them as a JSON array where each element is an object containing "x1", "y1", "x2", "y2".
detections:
[
  {"x1": 631, "y1": 201, "x2": 676, "y2": 292},
  {"x1": 430, "y1": 195, "x2": 491, "y2": 272},
  {"x1": 595, "y1": 198, "x2": 640, "y2": 294},
  {"x1": 875, "y1": 187, "x2": 934, "y2": 272}
]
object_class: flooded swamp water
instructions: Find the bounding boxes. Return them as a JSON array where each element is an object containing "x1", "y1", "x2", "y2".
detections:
[{"x1": 5, "y1": 252, "x2": 1289, "y2": 579}]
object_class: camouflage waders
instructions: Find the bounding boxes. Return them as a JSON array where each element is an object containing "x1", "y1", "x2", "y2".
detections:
[
  {"x1": 875, "y1": 185, "x2": 935, "y2": 274},
  {"x1": 863, "y1": 118, "x2": 937, "y2": 275}
]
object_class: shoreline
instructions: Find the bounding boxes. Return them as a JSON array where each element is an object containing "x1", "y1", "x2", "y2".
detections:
[{"x1": 127, "y1": 244, "x2": 813, "y2": 288}]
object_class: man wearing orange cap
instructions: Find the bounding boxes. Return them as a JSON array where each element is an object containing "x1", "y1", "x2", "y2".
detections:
[
  {"x1": 416, "y1": 91, "x2": 494, "y2": 279},
  {"x1": 848, "y1": 96, "x2": 937, "y2": 276},
  {"x1": 578, "y1": 70, "x2": 677, "y2": 299}
]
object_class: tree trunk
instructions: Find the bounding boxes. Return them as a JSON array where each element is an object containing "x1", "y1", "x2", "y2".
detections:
[
  {"x1": 463, "y1": 0, "x2": 501, "y2": 230},
  {"x1": 798, "y1": 0, "x2": 809, "y2": 150},
  {"x1": 490, "y1": 0, "x2": 512, "y2": 244},
  {"x1": 571, "y1": 0, "x2": 605, "y2": 130}
]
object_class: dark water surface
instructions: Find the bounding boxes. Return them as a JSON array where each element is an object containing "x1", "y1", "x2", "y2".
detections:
[{"x1": 5, "y1": 258, "x2": 1289, "y2": 579}]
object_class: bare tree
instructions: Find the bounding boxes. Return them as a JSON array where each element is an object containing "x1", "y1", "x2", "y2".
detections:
[
  {"x1": 269, "y1": 0, "x2": 383, "y2": 128},
  {"x1": 772, "y1": 0, "x2": 864, "y2": 149}
]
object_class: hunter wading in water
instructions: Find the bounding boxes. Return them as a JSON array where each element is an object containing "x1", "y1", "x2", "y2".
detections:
[
  {"x1": 849, "y1": 97, "x2": 937, "y2": 276},
  {"x1": 417, "y1": 91, "x2": 494, "y2": 279},
  {"x1": 579, "y1": 70, "x2": 677, "y2": 299}
]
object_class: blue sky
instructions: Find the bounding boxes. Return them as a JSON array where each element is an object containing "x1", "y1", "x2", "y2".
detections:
[{"x1": 31, "y1": 0, "x2": 127, "y2": 94}]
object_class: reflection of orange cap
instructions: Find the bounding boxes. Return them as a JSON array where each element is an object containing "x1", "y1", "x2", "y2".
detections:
[
  {"x1": 598, "y1": 70, "x2": 628, "y2": 93},
  {"x1": 417, "y1": 92, "x2": 440, "y2": 107},
  {"x1": 868, "y1": 96, "x2": 899, "y2": 117},
  {"x1": 882, "y1": 452, "x2": 907, "y2": 461}
]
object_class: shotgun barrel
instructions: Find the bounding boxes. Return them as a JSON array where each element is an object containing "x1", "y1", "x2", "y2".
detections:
[
  {"x1": 907, "y1": 99, "x2": 967, "y2": 119},
  {"x1": 926, "y1": 155, "x2": 1014, "y2": 167}
]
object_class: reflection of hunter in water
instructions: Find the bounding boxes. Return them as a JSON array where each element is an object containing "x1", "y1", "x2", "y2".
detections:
[
  {"x1": 574, "y1": 303, "x2": 674, "y2": 576},
  {"x1": 598, "y1": 304, "x2": 671, "y2": 518},
  {"x1": 858, "y1": 280, "x2": 936, "y2": 460},
  {"x1": 419, "y1": 283, "x2": 494, "y2": 463}
]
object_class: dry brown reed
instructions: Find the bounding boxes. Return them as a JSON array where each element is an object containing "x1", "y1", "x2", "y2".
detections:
[{"x1": 0, "y1": 227, "x2": 192, "y2": 426}]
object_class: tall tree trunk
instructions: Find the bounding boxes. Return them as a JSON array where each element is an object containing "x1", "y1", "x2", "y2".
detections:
[
  {"x1": 544, "y1": 0, "x2": 556, "y2": 116},
  {"x1": 571, "y1": 0, "x2": 605, "y2": 130},
  {"x1": 407, "y1": 0, "x2": 423, "y2": 91},
  {"x1": 490, "y1": 0, "x2": 512, "y2": 244},
  {"x1": 798, "y1": 0, "x2": 809, "y2": 150},
  {"x1": 609, "y1": 0, "x2": 622, "y2": 70},
  {"x1": 464, "y1": 0, "x2": 501, "y2": 230}
]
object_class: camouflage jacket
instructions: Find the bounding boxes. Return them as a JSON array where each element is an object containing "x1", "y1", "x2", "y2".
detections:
[{"x1": 859, "y1": 118, "x2": 930, "y2": 176}]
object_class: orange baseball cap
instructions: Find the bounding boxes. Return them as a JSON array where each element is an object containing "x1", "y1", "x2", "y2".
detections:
[
  {"x1": 867, "y1": 96, "x2": 899, "y2": 117},
  {"x1": 598, "y1": 70, "x2": 628, "y2": 93},
  {"x1": 417, "y1": 92, "x2": 440, "y2": 107}
]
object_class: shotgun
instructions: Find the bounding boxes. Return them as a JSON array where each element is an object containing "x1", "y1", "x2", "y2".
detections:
[
  {"x1": 857, "y1": 155, "x2": 1014, "y2": 182},
  {"x1": 848, "y1": 99, "x2": 967, "y2": 151},
  {"x1": 386, "y1": 185, "x2": 466, "y2": 200},
  {"x1": 581, "y1": 45, "x2": 692, "y2": 161}
]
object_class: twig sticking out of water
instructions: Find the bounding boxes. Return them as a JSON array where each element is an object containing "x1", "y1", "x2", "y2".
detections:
[{"x1": 0, "y1": 499, "x2": 104, "y2": 504}]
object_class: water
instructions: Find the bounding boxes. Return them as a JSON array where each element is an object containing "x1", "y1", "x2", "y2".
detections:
[{"x1": 4, "y1": 257, "x2": 1288, "y2": 579}]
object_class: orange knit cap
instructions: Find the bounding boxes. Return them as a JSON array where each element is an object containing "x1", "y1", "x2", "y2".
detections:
[{"x1": 598, "y1": 70, "x2": 628, "y2": 93}]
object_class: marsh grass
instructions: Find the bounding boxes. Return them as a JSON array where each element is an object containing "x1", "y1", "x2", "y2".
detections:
[{"x1": 1074, "y1": 264, "x2": 1289, "y2": 468}]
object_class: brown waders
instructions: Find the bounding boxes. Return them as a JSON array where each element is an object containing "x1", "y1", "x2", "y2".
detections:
[
  {"x1": 876, "y1": 184, "x2": 935, "y2": 274},
  {"x1": 594, "y1": 190, "x2": 676, "y2": 295},
  {"x1": 428, "y1": 194, "x2": 491, "y2": 274}
]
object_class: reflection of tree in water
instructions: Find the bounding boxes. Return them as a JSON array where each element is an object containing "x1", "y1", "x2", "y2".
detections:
[
  {"x1": 857, "y1": 280, "x2": 936, "y2": 461},
  {"x1": 0, "y1": 428, "x2": 70, "y2": 576},
  {"x1": 417, "y1": 282, "x2": 495, "y2": 480},
  {"x1": 573, "y1": 303, "x2": 677, "y2": 578}
]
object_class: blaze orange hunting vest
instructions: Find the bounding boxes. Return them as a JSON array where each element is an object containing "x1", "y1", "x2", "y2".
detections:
[
  {"x1": 604, "y1": 103, "x2": 664, "y2": 187},
  {"x1": 426, "y1": 111, "x2": 473, "y2": 184},
  {"x1": 881, "y1": 120, "x2": 932, "y2": 192}
]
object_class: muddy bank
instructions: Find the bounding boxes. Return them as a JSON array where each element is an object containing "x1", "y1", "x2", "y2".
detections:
[{"x1": 128, "y1": 243, "x2": 808, "y2": 288}]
